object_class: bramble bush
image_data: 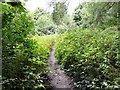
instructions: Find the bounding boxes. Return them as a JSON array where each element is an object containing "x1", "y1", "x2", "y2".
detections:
[{"x1": 55, "y1": 28, "x2": 120, "y2": 89}]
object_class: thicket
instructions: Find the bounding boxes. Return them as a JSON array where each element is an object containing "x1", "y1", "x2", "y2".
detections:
[
  {"x1": 55, "y1": 2, "x2": 119, "y2": 89},
  {"x1": 55, "y1": 28, "x2": 120, "y2": 89},
  {"x1": 2, "y1": 2, "x2": 53, "y2": 89}
]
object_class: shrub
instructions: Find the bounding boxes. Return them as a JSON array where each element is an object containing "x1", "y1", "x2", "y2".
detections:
[
  {"x1": 55, "y1": 28, "x2": 120, "y2": 89},
  {"x1": 2, "y1": 3, "x2": 54, "y2": 89}
]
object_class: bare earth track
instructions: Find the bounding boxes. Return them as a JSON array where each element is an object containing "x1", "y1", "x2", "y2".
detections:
[{"x1": 48, "y1": 45, "x2": 73, "y2": 89}]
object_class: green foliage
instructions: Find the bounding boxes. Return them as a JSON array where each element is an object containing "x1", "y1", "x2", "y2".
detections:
[
  {"x1": 56, "y1": 15, "x2": 78, "y2": 34},
  {"x1": 51, "y1": 1, "x2": 77, "y2": 34},
  {"x1": 34, "y1": 8, "x2": 57, "y2": 35},
  {"x1": 73, "y1": 2, "x2": 119, "y2": 29},
  {"x1": 52, "y1": 1, "x2": 67, "y2": 25},
  {"x1": 33, "y1": 35, "x2": 55, "y2": 51},
  {"x1": 2, "y1": 2, "x2": 53, "y2": 89},
  {"x1": 34, "y1": 8, "x2": 47, "y2": 20},
  {"x1": 2, "y1": 1, "x2": 119, "y2": 89},
  {"x1": 55, "y1": 28, "x2": 120, "y2": 89}
]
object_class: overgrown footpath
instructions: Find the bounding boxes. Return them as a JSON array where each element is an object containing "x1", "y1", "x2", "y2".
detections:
[
  {"x1": 47, "y1": 45, "x2": 73, "y2": 89},
  {"x1": 55, "y1": 28, "x2": 120, "y2": 89},
  {"x1": 2, "y1": 2, "x2": 120, "y2": 90}
]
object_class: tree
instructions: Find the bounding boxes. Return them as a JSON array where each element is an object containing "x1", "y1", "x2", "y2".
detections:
[
  {"x1": 52, "y1": 1, "x2": 67, "y2": 25},
  {"x1": 34, "y1": 8, "x2": 47, "y2": 20},
  {"x1": 73, "y1": 2, "x2": 119, "y2": 29},
  {"x1": 34, "y1": 7, "x2": 56, "y2": 35}
]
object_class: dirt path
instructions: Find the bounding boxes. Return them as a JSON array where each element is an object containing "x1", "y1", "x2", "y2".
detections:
[{"x1": 48, "y1": 45, "x2": 73, "y2": 89}]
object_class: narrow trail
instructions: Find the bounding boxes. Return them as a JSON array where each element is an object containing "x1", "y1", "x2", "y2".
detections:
[{"x1": 48, "y1": 45, "x2": 73, "y2": 89}]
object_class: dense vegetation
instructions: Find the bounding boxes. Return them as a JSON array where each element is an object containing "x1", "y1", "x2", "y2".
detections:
[
  {"x1": 34, "y1": 8, "x2": 57, "y2": 35},
  {"x1": 1, "y1": 1, "x2": 120, "y2": 90},
  {"x1": 55, "y1": 28, "x2": 119, "y2": 89},
  {"x1": 2, "y1": 2, "x2": 54, "y2": 89},
  {"x1": 55, "y1": 2, "x2": 120, "y2": 89},
  {"x1": 73, "y1": 2, "x2": 119, "y2": 29}
]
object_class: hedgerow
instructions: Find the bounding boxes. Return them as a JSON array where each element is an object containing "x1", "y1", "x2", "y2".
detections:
[{"x1": 55, "y1": 28, "x2": 120, "y2": 89}]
